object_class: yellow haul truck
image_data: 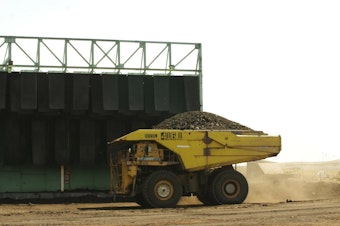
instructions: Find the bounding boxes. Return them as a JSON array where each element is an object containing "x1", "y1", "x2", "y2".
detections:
[{"x1": 107, "y1": 129, "x2": 281, "y2": 208}]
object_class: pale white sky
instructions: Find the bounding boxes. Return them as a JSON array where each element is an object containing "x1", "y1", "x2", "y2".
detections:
[{"x1": 1, "y1": 0, "x2": 340, "y2": 162}]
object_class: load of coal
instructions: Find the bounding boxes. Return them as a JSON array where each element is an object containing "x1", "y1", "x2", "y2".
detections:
[{"x1": 153, "y1": 111, "x2": 253, "y2": 130}]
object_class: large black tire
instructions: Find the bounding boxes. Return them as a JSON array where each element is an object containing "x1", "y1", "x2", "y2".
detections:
[
  {"x1": 196, "y1": 169, "x2": 222, "y2": 206},
  {"x1": 211, "y1": 170, "x2": 248, "y2": 204},
  {"x1": 135, "y1": 193, "x2": 152, "y2": 208},
  {"x1": 142, "y1": 170, "x2": 182, "y2": 208},
  {"x1": 196, "y1": 191, "x2": 216, "y2": 206}
]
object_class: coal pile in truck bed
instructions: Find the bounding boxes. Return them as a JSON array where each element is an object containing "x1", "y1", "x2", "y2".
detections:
[{"x1": 153, "y1": 111, "x2": 253, "y2": 130}]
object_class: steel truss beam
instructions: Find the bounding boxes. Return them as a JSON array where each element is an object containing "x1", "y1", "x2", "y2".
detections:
[{"x1": 0, "y1": 36, "x2": 202, "y2": 77}]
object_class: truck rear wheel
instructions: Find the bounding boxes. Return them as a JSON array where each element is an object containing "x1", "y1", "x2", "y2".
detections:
[
  {"x1": 211, "y1": 170, "x2": 248, "y2": 204},
  {"x1": 142, "y1": 170, "x2": 182, "y2": 208},
  {"x1": 196, "y1": 191, "x2": 216, "y2": 206},
  {"x1": 196, "y1": 169, "x2": 222, "y2": 206}
]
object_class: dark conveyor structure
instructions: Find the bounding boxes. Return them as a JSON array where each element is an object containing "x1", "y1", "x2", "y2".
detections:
[{"x1": 0, "y1": 36, "x2": 202, "y2": 199}]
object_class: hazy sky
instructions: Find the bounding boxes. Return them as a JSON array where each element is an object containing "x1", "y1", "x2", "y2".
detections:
[{"x1": 1, "y1": 0, "x2": 340, "y2": 162}]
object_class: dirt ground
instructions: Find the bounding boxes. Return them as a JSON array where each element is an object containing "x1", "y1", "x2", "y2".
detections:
[
  {"x1": 0, "y1": 197, "x2": 340, "y2": 226},
  {"x1": 1, "y1": 176, "x2": 340, "y2": 226}
]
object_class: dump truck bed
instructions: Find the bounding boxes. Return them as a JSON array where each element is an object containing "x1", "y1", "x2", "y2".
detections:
[{"x1": 108, "y1": 129, "x2": 281, "y2": 172}]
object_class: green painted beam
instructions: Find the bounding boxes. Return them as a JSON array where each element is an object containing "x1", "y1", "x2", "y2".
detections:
[{"x1": 0, "y1": 165, "x2": 110, "y2": 193}]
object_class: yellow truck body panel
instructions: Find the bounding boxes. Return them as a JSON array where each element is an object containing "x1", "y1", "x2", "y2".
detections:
[{"x1": 108, "y1": 129, "x2": 281, "y2": 172}]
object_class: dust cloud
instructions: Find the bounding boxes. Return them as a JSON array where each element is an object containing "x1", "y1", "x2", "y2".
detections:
[
  {"x1": 179, "y1": 160, "x2": 340, "y2": 206},
  {"x1": 245, "y1": 178, "x2": 340, "y2": 203},
  {"x1": 244, "y1": 161, "x2": 340, "y2": 203}
]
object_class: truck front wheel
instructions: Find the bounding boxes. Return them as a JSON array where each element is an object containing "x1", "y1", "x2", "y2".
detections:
[
  {"x1": 142, "y1": 170, "x2": 182, "y2": 208},
  {"x1": 211, "y1": 170, "x2": 248, "y2": 204},
  {"x1": 135, "y1": 193, "x2": 152, "y2": 208}
]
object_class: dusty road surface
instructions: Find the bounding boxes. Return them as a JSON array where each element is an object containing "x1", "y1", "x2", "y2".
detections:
[
  {"x1": 0, "y1": 197, "x2": 340, "y2": 226},
  {"x1": 1, "y1": 178, "x2": 340, "y2": 226}
]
